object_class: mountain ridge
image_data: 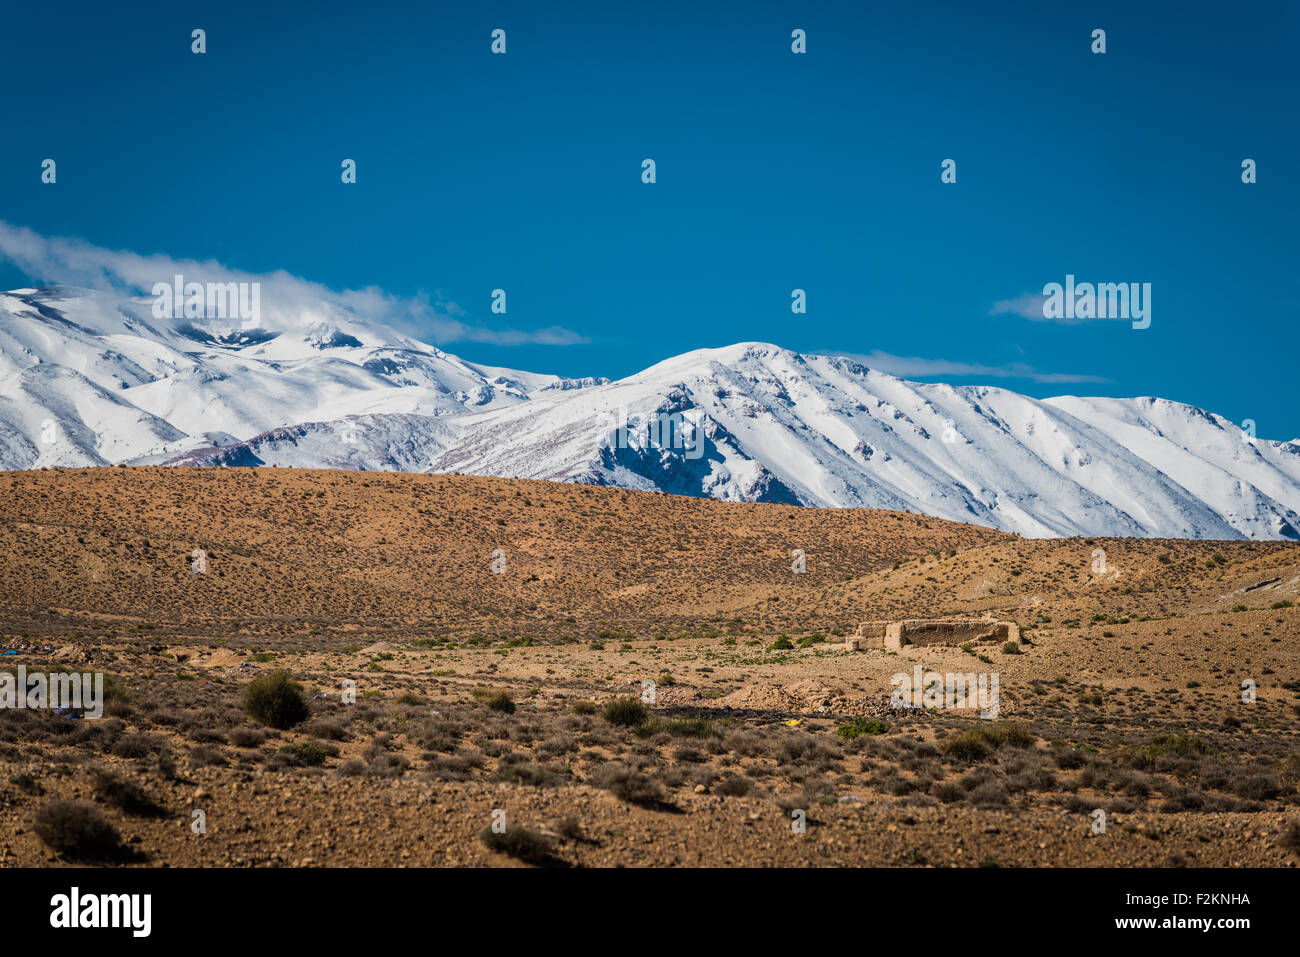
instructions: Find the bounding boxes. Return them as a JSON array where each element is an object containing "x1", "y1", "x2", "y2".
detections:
[{"x1": 2, "y1": 285, "x2": 1297, "y2": 541}]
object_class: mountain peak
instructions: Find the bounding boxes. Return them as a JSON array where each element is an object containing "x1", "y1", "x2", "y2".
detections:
[{"x1": 2, "y1": 285, "x2": 1298, "y2": 540}]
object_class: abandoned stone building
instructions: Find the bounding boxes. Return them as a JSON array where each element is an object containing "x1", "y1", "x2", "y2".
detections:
[{"x1": 848, "y1": 618, "x2": 1020, "y2": 652}]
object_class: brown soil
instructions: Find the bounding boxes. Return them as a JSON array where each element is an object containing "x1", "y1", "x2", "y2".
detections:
[{"x1": 1, "y1": 467, "x2": 1298, "y2": 868}]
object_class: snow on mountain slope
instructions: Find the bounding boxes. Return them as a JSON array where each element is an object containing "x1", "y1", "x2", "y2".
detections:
[
  {"x1": 163, "y1": 413, "x2": 460, "y2": 472},
  {"x1": 2, "y1": 287, "x2": 1297, "y2": 540},
  {"x1": 1042, "y1": 396, "x2": 1300, "y2": 540},
  {"x1": 427, "y1": 343, "x2": 1300, "y2": 540},
  {"x1": 0, "y1": 286, "x2": 597, "y2": 468},
  {"x1": 0, "y1": 363, "x2": 187, "y2": 467}
]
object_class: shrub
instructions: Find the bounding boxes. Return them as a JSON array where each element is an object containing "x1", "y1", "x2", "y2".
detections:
[
  {"x1": 1282, "y1": 755, "x2": 1300, "y2": 785},
  {"x1": 987, "y1": 723, "x2": 1035, "y2": 749},
  {"x1": 713, "y1": 774, "x2": 755, "y2": 797},
  {"x1": 303, "y1": 718, "x2": 348, "y2": 741},
  {"x1": 9, "y1": 771, "x2": 42, "y2": 795},
  {"x1": 243, "y1": 670, "x2": 310, "y2": 729},
  {"x1": 368, "y1": 753, "x2": 411, "y2": 778},
  {"x1": 1234, "y1": 774, "x2": 1282, "y2": 801},
  {"x1": 770, "y1": 636, "x2": 794, "y2": 650},
  {"x1": 589, "y1": 764, "x2": 663, "y2": 806},
  {"x1": 416, "y1": 720, "x2": 462, "y2": 753},
  {"x1": 479, "y1": 826, "x2": 565, "y2": 867},
  {"x1": 836, "y1": 717, "x2": 889, "y2": 742},
  {"x1": 90, "y1": 768, "x2": 164, "y2": 817},
  {"x1": 111, "y1": 733, "x2": 169, "y2": 760},
  {"x1": 571, "y1": 700, "x2": 597, "y2": 715},
  {"x1": 189, "y1": 744, "x2": 227, "y2": 767},
  {"x1": 485, "y1": 692, "x2": 515, "y2": 714},
  {"x1": 968, "y1": 781, "x2": 1010, "y2": 807},
  {"x1": 1143, "y1": 734, "x2": 1218, "y2": 759},
  {"x1": 33, "y1": 800, "x2": 124, "y2": 860},
  {"x1": 493, "y1": 755, "x2": 562, "y2": 787},
  {"x1": 1001, "y1": 641, "x2": 1021, "y2": 655},
  {"x1": 279, "y1": 741, "x2": 336, "y2": 767},
  {"x1": 553, "y1": 814, "x2": 584, "y2": 841},
  {"x1": 601, "y1": 696, "x2": 648, "y2": 727},
  {"x1": 633, "y1": 716, "x2": 717, "y2": 739},
  {"x1": 1280, "y1": 820, "x2": 1300, "y2": 855},
  {"x1": 942, "y1": 722, "x2": 1034, "y2": 761},
  {"x1": 931, "y1": 781, "x2": 965, "y2": 803},
  {"x1": 942, "y1": 730, "x2": 992, "y2": 762},
  {"x1": 1054, "y1": 748, "x2": 1087, "y2": 770},
  {"x1": 229, "y1": 727, "x2": 266, "y2": 748}
]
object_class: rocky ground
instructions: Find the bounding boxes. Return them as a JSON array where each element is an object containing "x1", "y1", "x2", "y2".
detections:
[{"x1": 1, "y1": 467, "x2": 1298, "y2": 867}]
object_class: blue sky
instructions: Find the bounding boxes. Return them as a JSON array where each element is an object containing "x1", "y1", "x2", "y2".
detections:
[{"x1": 2, "y1": 0, "x2": 1297, "y2": 436}]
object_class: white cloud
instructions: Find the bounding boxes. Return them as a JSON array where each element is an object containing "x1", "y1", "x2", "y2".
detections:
[
  {"x1": 989, "y1": 292, "x2": 1048, "y2": 321},
  {"x1": 835, "y1": 350, "x2": 1109, "y2": 385},
  {"x1": 0, "y1": 220, "x2": 586, "y2": 347}
]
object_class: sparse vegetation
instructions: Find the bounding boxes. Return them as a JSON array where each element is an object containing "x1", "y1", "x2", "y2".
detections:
[
  {"x1": 33, "y1": 800, "x2": 126, "y2": 861},
  {"x1": 942, "y1": 723, "x2": 1035, "y2": 762},
  {"x1": 2, "y1": 468, "x2": 1298, "y2": 867},
  {"x1": 601, "y1": 696, "x2": 648, "y2": 727},
  {"x1": 479, "y1": 826, "x2": 565, "y2": 867},
  {"x1": 243, "y1": 670, "x2": 310, "y2": 729},
  {"x1": 836, "y1": 717, "x2": 889, "y2": 741}
]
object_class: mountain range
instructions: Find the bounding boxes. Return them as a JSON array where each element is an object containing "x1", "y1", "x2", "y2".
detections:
[{"x1": 2, "y1": 285, "x2": 1297, "y2": 540}]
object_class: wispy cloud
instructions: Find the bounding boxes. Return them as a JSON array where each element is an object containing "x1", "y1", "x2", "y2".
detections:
[
  {"x1": 989, "y1": 292, "x2": 1048, "y2": 321},
  {"x1": 990, "y1": 289, "x2": 1136, "y2": 325},
  {"x1": 835, "y1": 350, "x2": 1110, "y2": 385},
  {"x1": 0, "y1": 221, "x2": 586, "y2": 347}
]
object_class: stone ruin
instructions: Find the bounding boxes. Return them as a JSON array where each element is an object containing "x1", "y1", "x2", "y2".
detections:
[{"x1": 846, "y1": 618, "x2": 1020, "y2": 652}]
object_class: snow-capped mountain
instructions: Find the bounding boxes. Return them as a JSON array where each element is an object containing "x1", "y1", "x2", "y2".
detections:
[
  {"x1": 424, "y1": 344, "x2": 1300, "y2": 540},
  {"x1": 3, "y1": 286, "x2": 1298, "y2": 540},
  {"x1": 0, "y1": 286, "x2": 604, "y2": 468}
]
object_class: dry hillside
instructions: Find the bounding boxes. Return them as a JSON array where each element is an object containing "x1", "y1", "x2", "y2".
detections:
[{"x1": 1, "y1": 467, "x2": 1298, "y2": 869}]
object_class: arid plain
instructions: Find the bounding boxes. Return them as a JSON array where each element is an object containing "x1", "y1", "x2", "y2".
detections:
[{"x1": 1, "y1": 467, "x2": 1298, "y2": 867}]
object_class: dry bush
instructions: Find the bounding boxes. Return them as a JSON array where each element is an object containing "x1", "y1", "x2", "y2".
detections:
[{"x1": 33, "y1": 799, "x2": 126, "y2": 860}]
